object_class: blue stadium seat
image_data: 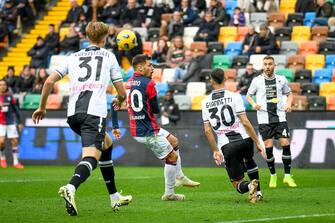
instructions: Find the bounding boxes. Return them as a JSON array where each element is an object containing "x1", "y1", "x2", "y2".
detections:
[
  {"x1": 313, "y1": 69, "x2": 333, "y2": 85},
  {"x1": 156, "y1": 82, "x2": 169, "y2": 97},
  {"x1": 224, "y1": 42, "x2": 242, "y2": 57},
  {"x1": 125, "y1": 68, "x2": 134, "y2": 81},
  {"x1": 225, "y1": 0, "x2": 238, "y2": 15},
  {"x1": 107, "y1": 94, "x2": 115, "y2": 110},
  {"x1": 304, "y1": 12, "x2": 316, "y2": 27},
  {"x1": 325, "y1": 55, "x2": 335, "y2": 70}
]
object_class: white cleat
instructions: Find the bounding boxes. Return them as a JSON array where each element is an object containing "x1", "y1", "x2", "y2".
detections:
[
  {"x1": 161, "y1": 193, "x2": 185, "y2": 201},
  {"x1": 58, "y1": 186, "x2": 78, "y2": 216},
  {"x1": 248, "y1": 180, "x2": 258, "y2": 204},
  {"x1": 111, "y1": 194, "x2": 132, "y2": 212},
  {"x1": 175, "y1": 176, "x2": 200, "y2": 188}
]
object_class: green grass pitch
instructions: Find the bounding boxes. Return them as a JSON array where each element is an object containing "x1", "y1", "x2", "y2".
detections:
[{"x1": 0, "y1": 166, "x2": 335, "y2": 223}]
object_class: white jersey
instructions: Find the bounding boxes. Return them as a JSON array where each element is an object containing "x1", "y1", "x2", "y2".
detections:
[
  {"x1": 247, "y1": 74, "x2": 291, "y2": 124},
  {"x1": 54, "y1": 46, "x2": 123, "y2": 118},
  {"x1": 202, "y1": 89, "x2": 249, "y2": 148}
]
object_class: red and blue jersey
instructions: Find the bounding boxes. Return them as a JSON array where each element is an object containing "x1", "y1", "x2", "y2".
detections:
[
  {"x1": 126, "y1": 72, "x2": 160, "y2": 137},
  {"x1": 0, "y1": 94, "x2": 21, "y2": 125}
]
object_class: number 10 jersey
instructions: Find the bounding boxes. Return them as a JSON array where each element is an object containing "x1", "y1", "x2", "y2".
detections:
[{"x1": 201, "y1": 89, "x2": 249, "y2": 148}]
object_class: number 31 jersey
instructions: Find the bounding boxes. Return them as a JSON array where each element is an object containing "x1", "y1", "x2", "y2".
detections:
[
  {"x1": 201, "y1": 89, "x2": 249, "y2": 148},
  {"x1": 54, "y1": 46, "x2": 123, "y2": 118}
]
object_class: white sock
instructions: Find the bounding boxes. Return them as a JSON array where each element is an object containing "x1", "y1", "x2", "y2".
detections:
[
  {"x1": 271, "y1": 173, "x2": 277, "y2": 176},
  {"x1": 66, "y1": 184, "x2": 76, "y2": 193},
  {"x1": 164, "y1": 164, "x2": 176, "y2": 195},
  {"x1": 175, "y1": 150, "x2": 184, "y2": 179},
  {"x1": 285, "y1": 174, "x2": 291, "y2": 177},
  {"x1": 12, "y1": 148, "x2": 19, "y2": 165},
  {"x1": 110, "y1": 192, "x2": 120, "y2": 201}
]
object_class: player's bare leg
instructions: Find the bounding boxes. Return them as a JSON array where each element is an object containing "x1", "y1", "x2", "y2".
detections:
[
  {"x1": 167, "y1": 134, "x2": 200, "y2": 188},
  {"x1": 264, "y1": 139, "x2": 277, "y2": 188},
  {"x1": 232, "y1": 178, "x2": 258, "y2": 203},
  {"x1": 11, "y1": 138, "x2": 24, "y2": 169},
  {"x1": 0, "y1": 136, "x2": 7, "y2": 168},
  {"x1": 279, "y1": 138, "x2": 297, "y2": 187}
]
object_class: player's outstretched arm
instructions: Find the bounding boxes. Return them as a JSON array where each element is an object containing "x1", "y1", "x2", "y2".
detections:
[
  {"x1": 110, "y1": 102, "x2": 121, "y2": 139},
  {"x1": 285, "y1": 92, "x2": 293, "y2": 112},
  {"x1": 203, "y1": 122, "x2": 224, "y2": 166},
  {"x1": 32, "y1": 72, "x2": 61, "y2": 124},
  {"x1": 113, "y1": 81, "x2": 126, "y2": 109},
  {"x1": 246, "y1": 95, "x2": 261, "y2": 110}
]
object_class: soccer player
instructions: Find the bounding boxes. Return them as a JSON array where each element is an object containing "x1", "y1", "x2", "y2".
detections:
[
  {"x1": 246, "y1": 55, "x2": 297, "y2": 188},
  {"x1": 0, "y1": 80, "x2": 24, "y2": 169},
  {"x1": 32, "y1": 22, "x2": 131, "y2": 216},
  {"x1": 202, "y1": 68, "x2": 266, "y2": 203},
  {"x1": 125, "y1": 54, "x2": 200, "y2": 201}
]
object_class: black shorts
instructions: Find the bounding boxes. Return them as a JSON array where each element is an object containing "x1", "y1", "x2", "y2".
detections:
[
  {"x1": 67, "y1": 113, "x2": 106, "y2": 151},
  {"x1": 258, "y1": 122, "x2": 290, "y2": 141},
  {"x1": 221, "y1": 138, "x2": 254, "y2": 182}
]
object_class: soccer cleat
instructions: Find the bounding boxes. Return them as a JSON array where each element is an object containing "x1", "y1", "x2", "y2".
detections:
[
  {"x1": 269, "y1": 174, "x2": 277, "y2": 188},
  {"x1": 0, "y1": 159, "x2": 7, "y2": 168},
  {"x1": 248, "y1": 179, "x2": 258, "y2": 204},
  {"x1": 13, "y1": 163, "x2": 24, "y2": 169},
  {"x1": 256, "y1": 192, "x2": 263, "y2": 202},
  {"x1": 283, "y1": 175, "x2": 297, "y2": 187},
  {"x1": 111, "y1": 194, "x2": 132, "y2": 212},
  {"x1": 175, "y1": 176, "x2": 200, "y2": 187},
  {"x1": 58, "y1": 186, "x2": 78, "y2": 216},
  {"x1": 161, "y1": 193, "x2": 185, "y2": 201}
]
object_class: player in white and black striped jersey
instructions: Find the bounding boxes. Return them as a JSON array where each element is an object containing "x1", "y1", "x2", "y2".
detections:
[
  {"x1": 247, "y1": 55, "x2": 297, "y2": 188},
  {"x1": 32, "y1": 22, "x2": 131, "y2": 215},
  {"x1": 202, "y1": 68, "x2": 266, "y2": 203}
]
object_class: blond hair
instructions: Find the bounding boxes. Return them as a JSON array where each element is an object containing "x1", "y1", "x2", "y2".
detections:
[{"x1": 85, "y1": 21, "x2": 110, "y2": 44}]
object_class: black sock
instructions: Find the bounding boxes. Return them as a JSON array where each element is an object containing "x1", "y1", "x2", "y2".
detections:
[
  {"x1": 69, "y1": 157, "x2": 97, "y2": 189},
  {"x1": 99, "y1": 145, "x2": 117, "y2": 195},
  {"x1": 245, "y1": 159, "x2": 261, "y2": 192},
  {"x1": 266, "y1": 147, "x2": 276, "y2": 175},
  {"x1": 282, "y1": 145, "x2": 292, "y2": 174},
  {"x1": 236, "y1": 181, "x2": 250, "y2": 194}
]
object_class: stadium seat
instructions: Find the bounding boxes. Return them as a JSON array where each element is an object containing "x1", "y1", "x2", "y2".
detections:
[
  {"x1": 333, "y1": 69, "x2": 335, "y2": 82},
  {"x1": 186, "y1": 82, "x2": 206, "y2": 97},
  {"x1": 308, "y1": 96, "x2": 327, "y2": 110},
  {"x1": 23, "y1": 94, "x2": 41, "y2": 109},
  {"x1": 218, "y1": 27, "x2": 237, "y2": 45},
  {"x1": 320, "y1": 82, "x2": 335, "y2": 96},
  {"x1": 313, "y1": 17, "x2": 329, "y2": 26},
  {"x1": 174, "y1": 95, "x2": 192, "y2": 110},
  {"x1": 225, "y1": 0, "x2": 238, "y2": 16},
  {"x1": 152, "y1": 68, "x2": 163, "y2": 83},
  {"x1": 280, "y1": 0, "x2": 297, "y2": 15},
  {"x1": 212, "y1": 55, "x2": 232, "y2": 69},
  {"x1": 13, "y1": 94, "x2": 24, "y2": 109},
  {"x1": 169, "y1": 82, "x2": 187, "y2": 95},
  {"x1": 80, "y1": 39, "x2": 89, "y2": 49},
  {"x1": 142, "y1": 41, "x2": 153, "y2": 56},
  {"x1": 275, "y1": 27, "x2": 292, "y2": 41},
  {"x1": 190, "y1": 42, "x2": 207, "y2": 55},
  {"x1": 199, "y1": 69, "x2": 212, "y2": 82},
  {"x1": 106, "y1": 94, "x2": 114, "y2": 110},
  {"x1": 232, "y1": 56, "x2": 249, "y2": 69},
  {"x1": 224, "y1": 69, "x2": 237, "y2": 82},
  {"x1": 148, "y1": 27, "x2": 160, "y2": 41},
  {"x1": 279, "y1": 41, "x2": 298, "y2": 56},
  {"x1": 288, "y1": 55, "x2": 305, "y2": 71},
  {"x1": 286, "y1": 13, "x2": 304, "y2": 27},
  {"x1": 289, "y1": 82, "x2": 301, "y2": 95},
  {"x1": 326, "y1": 96, "x2": 335, "y2": 110},
  {"x1": 236, "y1": 26, "x2": 249, "y2": 42},
  {"x1": 249, "y1": 54, "x2": 267, "y2": 70},
  {"x1": 292, "y1": 95, "x2": 308, "y2": 111},
  {"x1": 294, "y1": 69, "x2": 312, "y2": 83},
  {"x1": 311, "y1": 26, "x2": 329, "y2": 42},
  {"x1": 224, "y1": 42, "x2": 243, "y2": 57},
  {"x1": 59, "y1": 27, "x2": 70, "y2": 41},
  {"x1": 207, "y1": 42, "x2": 224, "y2": 54},
  {"x1": 156, "y1": 82, "x2": 169, "y2": 97},
  {"x1": 191, "y1": 95, "x2": 206, "y2": 110},
  {"x1": 298, "y1": 41, "x2": 318, "y2": 56},
  {"x1": 268, "y1": 12, "x2": 286, "y2": 28},
  {"x1": 319, "y1": 42, "x2": 335, "y2": 55},
  {"x1": 313, "y1": 69, "x2": 332, "y2": 85},
  {"x1": 224, "y1": 81, "x2": 238, "y2": 92},
  {"x1": 304, "y1": 12, "x2": 316, "y2": 27},
  {"x1": 305, "y1": 54, "x2": 325, "y2": 71},
  {"x1": 133, "y1": 27, "x2": 148, "y2": 41},
  {"x1": 276, "y1": 68, "x2": 294, "y2": 82},
  {"x1": 183, "y1": 27, "x2": 199, "y2": 45},
  {"x1": 301, "y1": 83, "x2": 319, "y2": 96},
  {"x1": 292, "y1": 26, "x2": 311, "y2": 42},
  {"x1": 162, "y1": 68, "x2": 176, "y2": 83},
  {"x1": 250, "y1": 13, "x2": 267, "y2": 29},
  {"x1": 325, "y1": 55, "x2": 335, "y2": 70},
  {"x1": 46, "y1": 94, "x2": 62, "y2": 109},
  {"x1": 271, "y1": 55, "x2": 287, "y2": 68}
]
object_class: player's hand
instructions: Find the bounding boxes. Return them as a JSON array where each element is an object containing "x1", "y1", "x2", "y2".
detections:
[
  {"x1": 253, "y1": 104, "x2": 261, "y2": 110},
  {"x1": 256, "y1": 143, "x2": 267, "y2": 160},
  {"x1": 285, "y1": 105, "x2": 292, "y2": 113},
  {"x1": 112, "y1": 129, "x2": 121, "y2": 140},
  {"x1": 32, "y1": 108, "x2": 46, "y2": 124},
  {"x1": 213, "y1": 150, "x2": 224, "y2": 166},
  {"x1": 112, "y1": 99, "x2": 121, "y2": 110}
]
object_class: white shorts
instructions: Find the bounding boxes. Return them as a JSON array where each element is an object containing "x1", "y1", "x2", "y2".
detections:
[
  {"x1": 0, "y1": 124, "x2": 19, "y2": 138},
  {"x1": 134, "y1": 128, "x2": 172, "y2": 160}
]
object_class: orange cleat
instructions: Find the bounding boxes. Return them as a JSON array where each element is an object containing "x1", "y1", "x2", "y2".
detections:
[
  {"x1": 13, "y1": 163, "x2": 24, "y2": 169},
  {"x1": 0, "y1": 159, "x2": 7, "y2": 168}
]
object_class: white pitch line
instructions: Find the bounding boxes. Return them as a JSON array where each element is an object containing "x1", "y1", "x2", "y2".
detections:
[{"x1": 217, "y1": 213, "x2": 335, "y2": 223}]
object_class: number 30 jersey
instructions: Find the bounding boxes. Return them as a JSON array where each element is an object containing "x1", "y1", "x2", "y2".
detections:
[
  {"x1": 202, "y1": 89, "x2": 249, "y2": 148},
  {"x1": 54, "y1": 46, "x2": 123, "y2": 118},
  {"x1": 125, "y1": 72, "x2": 160, "y2": 137}
]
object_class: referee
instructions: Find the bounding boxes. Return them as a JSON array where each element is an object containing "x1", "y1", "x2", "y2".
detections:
[{"x1": 246, "y1": 55, "x2": 297, "y2": 188}]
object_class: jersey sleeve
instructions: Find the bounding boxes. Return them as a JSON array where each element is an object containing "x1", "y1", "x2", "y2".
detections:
[
  {"x1": 146, "y1": 80, "x2": 157, "y2": 99},
  {"x1": 201, "y1": 98, "x2": 209, "y2": 123},
  {"x1": 235, "y1": 94, "x2": 246, "y2": 115},
  {"x1": 110, "y1": 54, "x2": 123, "y2": 83},
  {"x1": 281, "y1": 76, "x2": 291, "y2": 95},
  {"x1": 54, "y1": 58, "x2": 69, "y2": 78},
  {"x1": 247, "y1": 78, "x2": 257, "y2": 96}
]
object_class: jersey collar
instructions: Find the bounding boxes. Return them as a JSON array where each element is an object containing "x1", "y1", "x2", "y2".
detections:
[
  {"x1": 134, "y1": 71, "x2": 143, "y2": 76},
  {"x1": 85, "y1": 45, "x2": 100, "y2": 51},
  {"x1": 262, "y1": 73, "x2": 275, "y2": 80}
]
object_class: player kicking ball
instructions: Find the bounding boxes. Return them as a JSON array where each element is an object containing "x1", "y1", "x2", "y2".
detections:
[
  {"x1": 125, "y1": 54, "x2": 200, "y2": 201},
  {"x1": 202, "y1": 68, "x2": 267, "y2": 203},
  {"x1": 32, "y1": 22, "x2": 131, "y2": 215}
]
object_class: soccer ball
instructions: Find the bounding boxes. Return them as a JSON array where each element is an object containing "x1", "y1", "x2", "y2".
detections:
[{"x1": 116, "y1": 30, "x2": 137, "y2": 51}]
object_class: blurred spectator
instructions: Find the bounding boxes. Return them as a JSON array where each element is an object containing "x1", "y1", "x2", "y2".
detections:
[
  {"x1": 44, "y1": 24, "x2": 59, "y2": 55},
  {"x1": 105, "y1": 25, "x2": 118, "y2": 51},
  {"x1": 120, "y1": 0, "x2": 141, "y2": 27},
  {"x1": 229, "y1": 7, "x2": 246, "y2": 26},
  {"x1": 63, "y1": 0, "x2": 84, "y2": 25},
  {"x1": 238, "y1": 0, "x2": 256, "y2": 12},
  {"x1": 154, "y1": 0, "x2": 174, "y2": 13},
  {"x1": 100, "y1": 0, "x2": 121, "y2": 25},
  {"x1": 160, "y1": 90, "x2": 180, "y2": 126},
  {"x1": 32, "y1": 68, "x2": 48, "y2": 93},
  {"x1": 208, "y1": 0, "x2": 229, "y2": 26},
  {"x1": 27, "y1": 36, "x2": 49, "y2": 69},
  {"x1": 237, "y1": 63, "x2": 257, "y2": 95},
  {"x1": 173, "y1": 49, "x2": 193, "y2": 82},
  {"x1": 242, "y1": 25, "x2": 257, "y2": 55},
  {"x1": 59, "y1": 23, "x2": 80, "y2": 55},
  {"x1": 295, "y1": 0, "x2": 316, "y2": 14},
  {"x1": 166, "y1": 36, "x2": 186, "y2": 68},
  {"x1": 16, "y1": 65, "x2": 35, "y2": 94},
  {"x1": 3, "y1": 66, "x2": 18, "y2": 94},
  {"x1": 177, "y1": 0, "x2": 197, "y2": 26},
  {"x1": 190, "y1": 0, "x2": 206, "y2": 12},
  {"x1": 152, "y1": 37, "x2": 169, "y2": 67},
  {"x1": 76, "y1": 13, "x2": 88, "y2": 37},
  {"x1": 254, "y1": 0, "x2": 278, "y2": 12},
  {"x1": 167, "y1": 11, "x2": 184, "y2": 39},
  {"x1": 180, "y1": 53, "x2": 212, "y2": 82},
  {"x1": 139, "y1": 0, "x2": 161, "y2": 28},
  {"x1": 194, "y1": 11, "x2": 219, "y2": 42},
  {"x1": 3, "y1": 0, "x2": 17, "y2": 43},
  {"x1": 316, "y1": 0, "x2": 334, "y2": 18},
  {"x1": 85, "y1": 0, "x2": 104, "y2": 21},
  {"x1": 250, "y1": 24, "x2": 279, "y2": 55},
  {"x1": 16, "y1": 0, "x2": 36, "y2": 26},
  {"x1": 0, "y1": 16, "x2": 8, "y2": 42}
]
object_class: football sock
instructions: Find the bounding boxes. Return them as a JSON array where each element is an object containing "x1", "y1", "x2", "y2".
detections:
[
  {"x1": 236, "y1": 181, "x2": 250, "y2": 194},
  {"x1": 265, "y1": 147, "x2": 276, "y2": 175},
  {"x1": 12, "y1": 147, "x2": 19, "y2": 165},
  {"x1": 282, "y1": 145, "x2": 292, "y2": 174},
  {"x1": 164, "y1": 162, "x2": 177, "y2": 195},
  {"x1": 175, "y1": 148, "x2": 185, "y2": 179},
  {"x1": 69, "y1": 156, "x2": 97, "y2": 190},
  {"x1": 245, "y1": 159, "x2": 261, "y2": 192},
  {"x1": 99, "y1": 145, "x2": 117, "y2": 195}
]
